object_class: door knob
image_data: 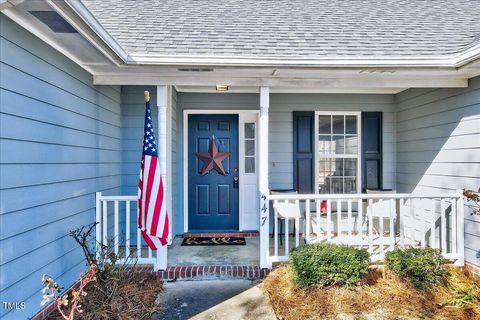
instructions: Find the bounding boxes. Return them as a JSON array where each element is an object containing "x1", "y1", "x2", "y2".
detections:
[{"x1": 233, "y1": 176, "x2": 239, "y2": 188}]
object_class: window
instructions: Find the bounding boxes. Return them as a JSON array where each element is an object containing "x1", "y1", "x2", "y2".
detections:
[
  {"x1": 244, "y1": 122, "x2": 255, "y2": 173},
  {"x1": 317, "y1": 113, "x2": 360, "y2": 194}
]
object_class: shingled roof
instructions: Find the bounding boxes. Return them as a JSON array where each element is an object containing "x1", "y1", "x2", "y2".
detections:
[{"x1": 83, "y1": 0, "x2": 480, "y2": 59}]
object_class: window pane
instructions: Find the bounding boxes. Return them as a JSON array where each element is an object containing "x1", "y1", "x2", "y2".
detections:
[
  {"x1": 245, "y1": 140, "x2": 255, "y2": 156},
  {"x1": 318, "y1": 115, "x2": 331, "y2": 134},
  {"x1": 345, "y1": 136, "x2": 358, "y2": 154},
  {"x1": 344, "y1": 158, "x2": 357, "y2": 177},
  {"x1": 245, "y1": 157, "x2": 255, "y2": 173},
  {"x1": 332, "y1": 135, "x2": 344, "y2": 154},
  {"x1": 318, "y1": 135, "x2": 331, "y2": 154},
  {"x1": 344, "y1": 178, "x2": 356, "y2": 194},
  {"x1": 245, "y1": 123, "x2": 255, "y2": 139},
  {"x1": 330, "y1": 177, "x2": 343, "y2": 193},
  {"x1": 346, "y1": 116, "x2": 357, "y2": 134},
  {"x1": 332, "y1": 115, "x2": 344, "y2": 134}
]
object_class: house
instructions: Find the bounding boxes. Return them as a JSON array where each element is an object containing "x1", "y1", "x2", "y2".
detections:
[{"x1": 1, "y1": 0, "x2": 480, "y2": 319}]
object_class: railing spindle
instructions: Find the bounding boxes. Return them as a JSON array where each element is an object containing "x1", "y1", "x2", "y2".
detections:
[
  {"x1": 440, "y1": 198, "x2": 446, "y2": 254},
  {"x1": 295, "y1": 200, "x2": 300, "y2": 248},
  {"x1": 305, "y1": 199, "x2": 311, "y2": 239},
  {"x1": 347, "y1": 199, "x2": 352, "y2": 243},
  {"x1": 102, "y1": 200, "x2": 108, "y2": 247},
  {"x1": 327, "y1": 200, "x2": 332, "y2": 240},
  {"x1": 400, "y1": 198, "x2": 405, "y2": 248},
  {"x1": 95, "y1": 192, "x2": 102, "y2": 260},
  {"x1": 337, "y1": 200, "x2": 342, "y2": 239},
  {"x1": 137, "y1": 224, "x2": 141, "y2": 258},
  {"x1": 357, "y1": 199, "x2": 363, "y2": 248},
  {"x1": 390, "y1": 198, "x2": 395, "y2": 250},
  {"x1": 430, "y1": 199, "x2": 436, "y2": 249},
  {"x1": 274, "y1": 200, "x2": 278, "y2": 258},
  {"x1": 368, "y1": 199, "x2": 373, "y2": 253},
  {"x1": 285, "y1": 216, "x2": 289, "y2": 256},
  {"x1": 316, "y1": 199, "x2": 321, "y2": 237},
  {"x1": 126, "y1": 201, "x2": 131, "y2": 259},
  {"x1": 114, "y1": 200, "x2": 119, "y2": 256},
  {"x1": 421, "y1": 199, "x2": 426, "y2": 248},
  {"x1": 451, "y1": 198, "x2": 458, "y2": 255},
  {"x1": 410, "y1": 198, "x2": 415, "y2": 247},
  {"x1": 379, "y1": 199, "x2": 384, "y2": 257}
]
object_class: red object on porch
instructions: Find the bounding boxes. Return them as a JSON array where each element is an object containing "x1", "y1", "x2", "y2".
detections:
[
  {"x1": 320, "y1": 200, "x2": 327, "y2": 214},
  {"x1": 138, "y1": 99, "x2": 169, "y2": 250}
]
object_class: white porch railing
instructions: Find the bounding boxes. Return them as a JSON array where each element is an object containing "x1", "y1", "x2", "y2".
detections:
[
  {"x1": 95, "y1": 192, "x2": 163, "y2": 270},
  {"x1": 267, "y1": 190, "x2": 465, "y2": 267}
]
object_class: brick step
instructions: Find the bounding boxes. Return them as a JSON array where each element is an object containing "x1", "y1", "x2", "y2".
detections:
[
  {"x1": 132, "y1": 265, "x2": 269, "y2": 281},
  {"x1": 183, "y1": 232, "x2": 259, "y2": 238}
]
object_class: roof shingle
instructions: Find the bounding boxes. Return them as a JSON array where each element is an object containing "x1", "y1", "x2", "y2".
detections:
[{"x1": 82, "y1": 0, "x2": 480, "y2": 58}]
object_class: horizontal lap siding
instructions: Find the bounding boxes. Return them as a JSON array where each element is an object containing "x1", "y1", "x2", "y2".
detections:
[
  {"x1": 395, "y1": 77, "x2": 480, "y2": 267},
  {"x1": 0, "y1": 16, "x2": 122, "y2": 319}
]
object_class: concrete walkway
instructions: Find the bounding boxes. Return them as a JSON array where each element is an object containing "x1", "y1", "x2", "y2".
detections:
[{"x1": 154, "y1": 280, "x2": 277, "y2": 320}]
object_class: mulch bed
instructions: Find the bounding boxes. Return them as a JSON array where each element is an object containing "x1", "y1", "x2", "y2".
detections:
[
  {"x1": 263, "y1": 265, "x2": 480, "y2": 320},
  {"x1": 46, "y1": 271, "x2": 163, "y2": 320}
]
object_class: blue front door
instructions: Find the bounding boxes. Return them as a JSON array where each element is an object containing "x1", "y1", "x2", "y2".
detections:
[{"x1": 188, "y1": 114, "x2": 239, "y2": 231}]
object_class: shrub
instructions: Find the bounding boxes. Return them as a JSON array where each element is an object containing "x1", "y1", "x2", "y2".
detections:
[
  {"x1": 385, "y1": 247, "x2": 448, "y2": 290},
  {"x1": 289, "y1": 243, "x2": 370, "y2": 288}
]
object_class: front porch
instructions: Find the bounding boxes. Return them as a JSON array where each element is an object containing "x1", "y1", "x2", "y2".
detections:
[
  {"x1": 96, "y1": 189, "x2": 465, "y2": 272},
  {"x1": 93, "y1": 83, "x2": 472, "y2": 272}
]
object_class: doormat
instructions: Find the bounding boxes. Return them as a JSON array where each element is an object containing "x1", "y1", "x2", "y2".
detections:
[{"x1": 181, "y1": 236, "x2": 246, "y2": 246}]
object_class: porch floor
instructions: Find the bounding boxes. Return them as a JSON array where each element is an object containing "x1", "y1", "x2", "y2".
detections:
[{"x1": 167, "y1": 236, "x2": 260, "y2": 266}]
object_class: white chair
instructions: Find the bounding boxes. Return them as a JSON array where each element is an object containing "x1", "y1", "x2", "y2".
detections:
[
  {"x1": 365, "y1": 189, "x2": 397, "y2": 240},
  {"x1": 273, "y1": 200, "x2": 302, "y2": 246}
]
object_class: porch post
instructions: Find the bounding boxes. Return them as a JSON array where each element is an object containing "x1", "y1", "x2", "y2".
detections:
[
  {"x1": 259, "y1": 86, "x2": 271, "y2": 268},
  {"x1": 155, "y1": 85, "x2": 171, "y2": 270}
]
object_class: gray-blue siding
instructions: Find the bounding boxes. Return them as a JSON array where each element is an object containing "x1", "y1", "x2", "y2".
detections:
[
  {"x1": 0, "y1": 15, "x2": 122, "y2": 319},
  {"x1": 395, "y1": 77, "x2": 480, "y2": 267}
]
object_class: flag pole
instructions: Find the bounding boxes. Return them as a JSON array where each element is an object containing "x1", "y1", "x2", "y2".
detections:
[{"x1": 144, "y1": 90, "x2": 150, "y2": 102}]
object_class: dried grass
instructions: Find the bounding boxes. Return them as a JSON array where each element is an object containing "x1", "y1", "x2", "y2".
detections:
[
  {"x1": 263, "y1": 265, "x2": 480, "y2": 320},
  {"x1": 46, "y1": 271, "x2": 163, "y2": 320}
]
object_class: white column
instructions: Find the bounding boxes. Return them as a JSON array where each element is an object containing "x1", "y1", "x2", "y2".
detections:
[
  {"x1": 259, "y1": 87, "x2": 271, "y2": 268},
  {"x1": 155, "y1": 85, "x2": 171, "y2": 270}
]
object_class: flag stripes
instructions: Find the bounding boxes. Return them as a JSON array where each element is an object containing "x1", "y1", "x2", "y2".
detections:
[{"x1": 138, "y1": 100, "x2": 169, "y2": 250}]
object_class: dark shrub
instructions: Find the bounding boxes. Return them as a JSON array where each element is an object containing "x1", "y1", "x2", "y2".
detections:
[
  {"x1": 289, "y1": 243, "x2": 370, "y2": 288},
  {"x1": 385, "y1": 247, "x2": 448, "y2": 290}
]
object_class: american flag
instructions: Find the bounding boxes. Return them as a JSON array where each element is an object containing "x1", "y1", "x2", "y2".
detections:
[{"x1": 138, "y1": 100, "x2": 169, "y2": 250}]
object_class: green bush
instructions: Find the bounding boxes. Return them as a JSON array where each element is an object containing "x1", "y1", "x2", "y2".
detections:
[
  {"x1": 385, "y1": 247, "x2": 448, "y2": 290},
  {"x1": 289, "y1": 243, "x2": 370, "y2": 288}
]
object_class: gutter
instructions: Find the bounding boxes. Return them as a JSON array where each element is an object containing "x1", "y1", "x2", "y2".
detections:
[{"x1": 127, "y1": 50, "x2": 480, "y2": 68}]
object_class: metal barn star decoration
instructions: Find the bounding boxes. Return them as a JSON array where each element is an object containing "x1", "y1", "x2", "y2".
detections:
[{"x1": 195, "y1": 137, "x2": 230, "y2": 176}]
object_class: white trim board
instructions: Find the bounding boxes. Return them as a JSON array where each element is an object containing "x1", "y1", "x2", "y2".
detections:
[{"x1": 182, "y1": 109, "x2": 260, "y2": 233}]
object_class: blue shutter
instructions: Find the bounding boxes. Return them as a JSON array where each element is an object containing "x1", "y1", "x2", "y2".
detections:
[
  {"x1": 293, "y1": 112, "x2": 315, "y2": 193},
  {"x1": 361, "y1": 112, "x2": 383, "y2": 192}
]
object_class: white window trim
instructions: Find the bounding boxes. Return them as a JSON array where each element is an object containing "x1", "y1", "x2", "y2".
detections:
[{"x1": 314, "y1": 111, "x2": 362, "y2": 194}]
